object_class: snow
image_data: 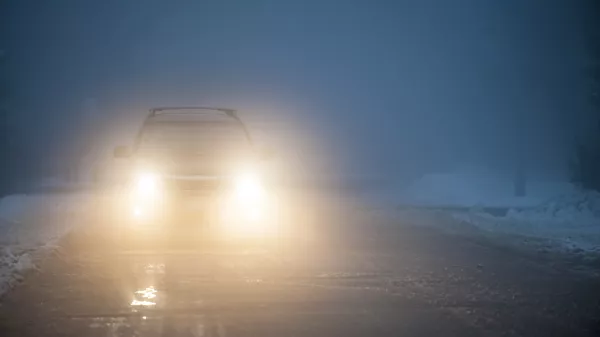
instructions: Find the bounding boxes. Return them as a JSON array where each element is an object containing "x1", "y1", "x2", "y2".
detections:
[
  {"x1": 359, "y1": 167, "x2": 575, "y2": 211},
  {"x1": 363, "y1": 166, "x2": 600, "y2": 255},
  {"x1": 452, "y1": 191, "x2": 600, "y2": 252},
  {"x1": 505, "y1": 190, "x2": 600, "y2": 223},
  {"x1": 0, "y1": 193, "x2": 91, "y2": 296},
  {"x1": 397, "y1": 170, "x2": 574, "y2": 208}
]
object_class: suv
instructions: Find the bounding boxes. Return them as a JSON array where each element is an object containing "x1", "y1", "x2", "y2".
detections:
[{"x1": 112, "y1": 107, "x2": 281, "y2": 249}]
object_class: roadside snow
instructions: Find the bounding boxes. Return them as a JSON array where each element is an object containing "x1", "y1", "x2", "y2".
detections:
[
  {"x1": 0, "y1": 193, "x2": 91, "y2": 296},
  {"x1": 397, "y1": 171, "x2": 574, "y2": 208},
  {"x1": 360, "y1": 166, "x2": 600, "y2": 254},
  {"x1": 453, "y1": 191, "x2": 600, "y2": 252},
  {"x1": 505, "y1": 190, "x2": 600, "y2": 223}
]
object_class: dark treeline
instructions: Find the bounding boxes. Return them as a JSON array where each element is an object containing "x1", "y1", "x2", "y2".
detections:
[{"x1": 572, "y1": 0, "x2": 600, "y2": 191}]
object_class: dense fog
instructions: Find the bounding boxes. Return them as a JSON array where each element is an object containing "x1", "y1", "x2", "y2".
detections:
[{"x1": 0, "y1": 0, "x2": 591, "y2": 185}]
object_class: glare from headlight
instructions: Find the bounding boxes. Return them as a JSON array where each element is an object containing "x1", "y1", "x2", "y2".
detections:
[
  {"x1": 233, "y1": 172, "x2": 265, "y2": 201},
  {"x1": 133, "y1": 206, "x2": 142, "y2": 218},
  {"x1": 129, "y1": 172, "x2": 162, "y2": 217},
  {"x1": 217, "y1": 170, "x2": 277, "y2": 237},
  {"x1": 135, "y1": 172, "x2": 160, "y2": 195}
]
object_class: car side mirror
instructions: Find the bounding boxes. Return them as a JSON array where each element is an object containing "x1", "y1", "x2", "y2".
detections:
[{"x1": 113, "y1": 146, "x2": 130, "y2": 158}]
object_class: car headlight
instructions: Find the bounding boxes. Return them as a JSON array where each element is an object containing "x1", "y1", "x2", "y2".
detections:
[
  {"x1": 133, "y1": 172, "x2": 161, "y2": 198},
  {"x1": 129, "y1": 172, "x2": 162, "y2": 220},
  {"x1": 233, "y1": 172, "x2": 265, "y2": 202},
  {"x1": 219, "y1": 170, "x2": 271, "y2": 228}
]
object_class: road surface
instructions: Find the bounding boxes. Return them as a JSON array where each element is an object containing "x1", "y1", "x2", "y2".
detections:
[{"x1": 0, "y1": 198, "x2": 599, "y2": 337}]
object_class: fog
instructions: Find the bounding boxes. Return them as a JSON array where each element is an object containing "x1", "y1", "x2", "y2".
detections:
[{"x1": 1, "y1": 0, "x2": 591, "y2": 184}]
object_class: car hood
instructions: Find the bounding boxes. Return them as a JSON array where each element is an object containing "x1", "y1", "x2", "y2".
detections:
[{"x1": 133, "y1": 152, "x2": 257, "y2": 177}]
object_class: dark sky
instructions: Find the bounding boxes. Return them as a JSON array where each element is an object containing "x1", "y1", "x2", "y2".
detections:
[{"x1": 1, "y1": 0, "x2": 591, "y2": 180}]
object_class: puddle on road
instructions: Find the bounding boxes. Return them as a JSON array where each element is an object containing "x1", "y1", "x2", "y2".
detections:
[
  {"x1": 130, "y1": 286, "x2": 158, "y2": 307},
  {"x1": 69, "y1": 253, "x2": 233, "y2": 336},
  {"x1": 143, "y1": 263, "x2": 165, "y2": 275},
  {"x1": 67, "y1": 251, "x2": 391, "y2": 336}
]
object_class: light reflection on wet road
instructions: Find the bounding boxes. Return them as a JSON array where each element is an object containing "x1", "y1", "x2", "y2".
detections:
[
  {"x1": 65, "y1": 249, "x2": 403, "y2": 337},
  {"x1": 0, "y1": 205, "x2": 599, "y2": 336}
]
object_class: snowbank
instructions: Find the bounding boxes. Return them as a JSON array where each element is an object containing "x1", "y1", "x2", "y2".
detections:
[
  {"x1": 397, "y1": 171, "x2": 574, "y2": 208},
  {"x1": 453, "y1": 191, "x2": 600, "y2": 252},
  {"x1": 0, "y1": 193, "x2": 91, "y2": 296},
  {"x1": 506, "y1": 190, "x2": 600, "y2": 224}
]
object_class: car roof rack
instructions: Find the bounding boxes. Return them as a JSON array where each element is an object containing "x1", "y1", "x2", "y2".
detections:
[{"x1": 150, "y1": 107, "x2": 238, "y2": 119}]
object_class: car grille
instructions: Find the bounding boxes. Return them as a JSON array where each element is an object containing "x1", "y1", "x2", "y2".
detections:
[{"x1": 164, "y1": 177, "x2": 222, "y2": 192}]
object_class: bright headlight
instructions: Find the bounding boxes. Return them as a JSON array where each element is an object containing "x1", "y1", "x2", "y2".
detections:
[
  {"x1": 218, "y1": 169, "x2": 280, "y2": 237},
  {"x1": 224, "y1": 171, "x2": 268, "y2": 224},
  {"x1": 132, "y1": 172, "x2": 161, "y2": 198},
  {"x1": 233, "y1": 172, "x2": 265, "y2": 201},
  {"x1": 129, "y1": 172, "x2": 162, "y2": 220}
]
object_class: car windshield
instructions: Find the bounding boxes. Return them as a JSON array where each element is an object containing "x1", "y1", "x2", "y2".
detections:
[{"x1": 136, "y1": 121, "x2": 251, "y2": 157}]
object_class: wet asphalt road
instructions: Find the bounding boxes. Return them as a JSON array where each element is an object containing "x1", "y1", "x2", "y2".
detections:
[{"x1": 0, "y1": 204, "x2": 599, "y2": 337}]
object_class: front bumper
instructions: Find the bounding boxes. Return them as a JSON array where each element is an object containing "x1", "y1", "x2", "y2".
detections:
[{"x1": 118, "y1": 189, "x2": 281, "y2": 243}]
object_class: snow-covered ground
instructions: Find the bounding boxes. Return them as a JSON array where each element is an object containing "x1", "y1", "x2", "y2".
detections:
[
  {"x1": 359, "y1": 168, "x2": 574, "y2": 210},
  {"x1": 396, "y1": 169, "x2": 574, "y2": 208},
  {"x1": 0, "y1": 193, "x2": 91, "y2": 296},
  {"x1": 373, "y1": 167, "x2": 600, "y2": 255},
  {"x1": 451, "y1": 191, "x2": 600, "y2": 253}
]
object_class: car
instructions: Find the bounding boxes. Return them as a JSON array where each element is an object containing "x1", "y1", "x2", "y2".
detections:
[{"x1": 110, "y1": 107, "x2": 283, "y2": 251}]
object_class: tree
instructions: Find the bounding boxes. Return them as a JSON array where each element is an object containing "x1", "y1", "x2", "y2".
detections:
[
  {"x1": 571, "y1": 0, "x2": 600, "y2": 191},
  {"x1": 0, "y1": 49, "x2": 22, "y2": 195}
]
